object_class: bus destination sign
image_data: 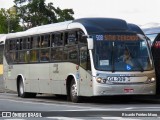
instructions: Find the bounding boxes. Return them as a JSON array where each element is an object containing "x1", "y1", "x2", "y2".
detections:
[{"x1": 95, "y1": 35, "x2": 139, "y2": 41}]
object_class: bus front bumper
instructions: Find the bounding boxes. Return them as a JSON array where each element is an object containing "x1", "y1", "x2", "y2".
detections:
[{"x1": 93, "y1": 83, "x2": 156, "y2": 96}]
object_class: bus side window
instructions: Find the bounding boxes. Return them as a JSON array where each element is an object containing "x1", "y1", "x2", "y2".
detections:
[
  {"x1": 51, "y1": 34, "x2": 55, "y2": 47},
  {"x1": 51, "y1": 47, "x2": 64, "y2": 61},
  {"x1": 78, "y1": 30, "x2": 86, "y2": 44},
  {"x1": 40, "y1": 34, "x2": 50, "y2": 48},
  {"x1": 40, "y1": 49, "x2": 50, "y2": 61},
  {"x1": 51, "y1": 33, "x2": 63, "y2": 47},
  {"x1": 67, "y1": 46, "x2": 78, "y2": 62},
  {"x1": 19, "y1": 39, "x2": 22, "y2": 50},
  {"x1": 5, "y1": 40, "x2": 10, "y2": 52},
  {"x1": 22, "y1": 38, "x2": 30, "y2": 63},
  {"x1": 51, "y1": 33, "x2": 63, "y2": 62},
  {"x1": 23, "y1": 38, "x2": 30, "y2": 49},
  {"x1": 31, "y1": 36, "x2": 40, "y2": 48},
  {"x1": 30, "y1": 36, "x2": 39, "y2": 62},
  {"x1": 67, "y1": 31, "x2": 78, "y2": 45},
  {"x1": 39, "y1": 34, "x2": 50, "y2": 62},
  {"x1": 17, "y1": 38, "x2": 25, "y2": 63},
  {"x1": 10, "y1": 39, "x2": 16, "y2": 50},
  {"x1": 16, "y1": 39, "x2": 20, "y2": 50}
]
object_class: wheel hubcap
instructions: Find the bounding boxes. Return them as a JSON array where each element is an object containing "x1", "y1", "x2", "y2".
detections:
[
  {"x1": 71, "y1": 83, "x2": 77, "y2": 97},
  {"x1": 19, "y1": 81, "x2": 24, "y2": 95}
]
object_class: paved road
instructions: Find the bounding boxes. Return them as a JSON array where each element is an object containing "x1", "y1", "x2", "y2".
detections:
[
  {"x1": 0, "y1": 93, "x2": 160, "y2": 120},
  {"x1": 1, "y1": 75, "x2": 160, "y2": 119}
]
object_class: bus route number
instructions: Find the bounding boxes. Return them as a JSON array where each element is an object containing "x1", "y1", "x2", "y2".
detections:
[{"x1": 96, "y1": 35, "x2": 103, "y2": 41}]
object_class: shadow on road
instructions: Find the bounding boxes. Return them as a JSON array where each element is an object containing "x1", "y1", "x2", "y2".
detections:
[{"x1": 35, "y1": 94, "x2": 160, "y2": 104}]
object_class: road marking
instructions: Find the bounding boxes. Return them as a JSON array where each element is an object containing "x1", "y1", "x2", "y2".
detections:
[
  {"x1": 125, "y1": 107, "x2": 134, "y2": 110},
  {"x1": 102, "y1": 117, "x2": 141, "y2": 120},
  {"x1": 46, "y1": 117, "x2": 83, "y2": 120},
  {"x1": 4, "y1": 119, "x2": 25, "y2": 120}
]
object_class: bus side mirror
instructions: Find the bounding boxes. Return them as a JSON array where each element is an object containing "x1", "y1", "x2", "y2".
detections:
[{"x1": 87, "y1": 38, "x2": 93, "y2": 50}]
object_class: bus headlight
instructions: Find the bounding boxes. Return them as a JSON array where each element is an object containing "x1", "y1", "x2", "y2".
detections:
[
  {"x1": 146, "y1": 77, "x2": 156, "y2": 83},
  {"x1": 96, "y1": 77, "x2": 106, "y2": 84},
  {"x1": 96, "y1": 77, "x2": 102, "y2": 83}
]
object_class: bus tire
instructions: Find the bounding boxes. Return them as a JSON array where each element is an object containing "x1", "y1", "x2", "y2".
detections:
[
  {"x1": 70, "y1": 79, "x2": 80, "y2": 103},
  {"x1": 18, "y1": 78, "x2": 36, "y2": 98},
  {"x1": 18, "y1": 79, "x2": 27, "y2": 98}
]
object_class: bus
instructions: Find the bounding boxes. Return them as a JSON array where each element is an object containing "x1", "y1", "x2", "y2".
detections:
[
  {"x1": 3, "y1": 18, "x2": 156, "y2": 102},
  {"x1": 0, "y1": 34, "x2": 5, "y2": 75}
]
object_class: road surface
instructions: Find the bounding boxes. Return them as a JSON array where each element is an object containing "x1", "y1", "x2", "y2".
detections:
[{"x1": 1, "y1": 75, "x2": 160, "y2": 119}]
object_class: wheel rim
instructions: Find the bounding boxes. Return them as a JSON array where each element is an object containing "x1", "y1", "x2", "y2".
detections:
[
  {"x1": 19, "y1": 81, "x2": 24, "y2": 95},
  {"x1": 71, "y1": 82, "x2": 77, "y2": 97}
]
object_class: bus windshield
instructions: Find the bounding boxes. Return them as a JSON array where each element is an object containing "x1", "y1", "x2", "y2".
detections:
[{"x1": 93, "y1": 33, "x2": 153, "y2": 72}]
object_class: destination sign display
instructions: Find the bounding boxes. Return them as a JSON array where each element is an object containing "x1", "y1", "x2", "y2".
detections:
[
  {"x1": 95, "y1": 34, "x2": 139, "y2": 41},
  {"x1": 104, "y1": 35, "x2": 139, "y2": 41}
]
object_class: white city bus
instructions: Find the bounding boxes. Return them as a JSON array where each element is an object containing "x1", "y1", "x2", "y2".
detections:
[{"x1": 3, "y1": 18, "x2": 156, "y2": 102}]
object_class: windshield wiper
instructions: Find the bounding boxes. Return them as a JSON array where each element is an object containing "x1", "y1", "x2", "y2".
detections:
[{"x1": 134, "y1": 59, "x2": 144, "y2": 72}]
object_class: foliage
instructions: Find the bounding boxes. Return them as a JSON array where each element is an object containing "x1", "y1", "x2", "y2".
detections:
[
  {"x1": 0, "y1": 0, "x2": 74, "y2": 33},
  {"x1": 14, "y1": 0, "x2": 74, "y2": 29},
  {"x1": 0, "y1": 8, "x2": 22, "y2": 34},
  {"x1": 0, "y1": 9, "x2": 7, "y2": 33}
]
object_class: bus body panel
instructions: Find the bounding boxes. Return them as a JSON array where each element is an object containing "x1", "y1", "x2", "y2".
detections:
[
  {"x1": 4, "y1": 58, "x2": 93, "y2": 96},
  {"x1": 78, "y1": 67, "x2": 93, "y2": 96}
]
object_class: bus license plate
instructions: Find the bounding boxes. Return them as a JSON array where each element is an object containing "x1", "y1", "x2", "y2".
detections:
[
  {"x1": 106, "y1": 77, "x2": 126, "y2": 82},
  {"x1": 124, "y1": 88, "x2": 134, "y2": 93}
]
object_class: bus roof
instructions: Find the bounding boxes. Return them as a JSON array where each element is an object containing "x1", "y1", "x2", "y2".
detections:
[
  {"x1": 6, "y1": 18, "x2": 144, "y2": 39},
  {"x1": 6, "y1": 21, "x2": 72, "y2": 39},
  {"x1": 72, "y1": 18, "x2": 144, "y2": 34}
]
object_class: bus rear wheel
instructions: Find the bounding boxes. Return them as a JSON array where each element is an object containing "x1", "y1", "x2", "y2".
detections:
[{"x1": 70, "y1": 79, "x2": 80, "y2": 103}]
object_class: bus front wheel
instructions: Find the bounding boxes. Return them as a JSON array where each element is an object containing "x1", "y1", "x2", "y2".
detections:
[{"x1": 70, "y1": 79, "x2": 80, "y2": 103}]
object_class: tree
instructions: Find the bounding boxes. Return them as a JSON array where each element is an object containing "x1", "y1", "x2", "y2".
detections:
[
  {"x1": 14, "y1": 0, "x2": 74, "y2": 29},
  {"x1": 0, "y1": 9, "x2": 7, "y2": 33},
  {"x1": 0, "y1": 8, "x2": 22, "y2": 34}
]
